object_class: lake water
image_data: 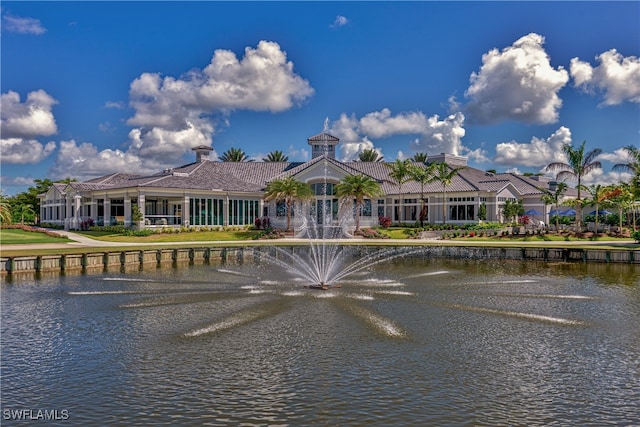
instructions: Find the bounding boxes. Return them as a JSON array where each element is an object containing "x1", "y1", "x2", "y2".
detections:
[{"x1": 1, "y1": 254, "x2": 639, "y2": 426}]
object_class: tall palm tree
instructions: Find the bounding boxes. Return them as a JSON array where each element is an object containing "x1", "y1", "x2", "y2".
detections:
[
  {"x1": 385, "y1": 159, "x2": 412, "y2": 224},
  {"x1": 412, "y1": 153, "x2": 428, "y2": 163},
  {"x1": 581, "y1": 184, "x2": 607, "y2": 234},
  {"x1": 219, "y1": 147, "x2": 253, "y2": 162},
  {"x1": 612, "y1": 145, "x2": 640, "y2": 198},
  {"x1": 263, "y1": 150, "x2": 289, "y2": 162},
  {"x1": 545, "y1": 141, "x2": 602, "y2": 228},
  {"x1": 540, "y1": 182, "x2": 568, "y2": 231},
  {"x1": 431, "y1": 162, "x2": 466, "y2": 224},
  {"x1": 0, "y1": 192, "x2": 12, "y2": 224},
  {"x1": 408, "y1": 162, "x2": 436, "y2": 226},
  {"x1": 335, "y1": 174, "x2": 383, "y2": 232},
  {"x1": 264, "y1": 176, "x2": 313, "y2": 231},
  {"x1": 17, "y1": 203, "x2": 35, "y2": 225},
  {"x1": 358, "y1": 148, "x2": 384, "y2": 162}
]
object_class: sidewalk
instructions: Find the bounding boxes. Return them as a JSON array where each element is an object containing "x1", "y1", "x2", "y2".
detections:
[{"x1": 1, "y1": 228, "x2": 637, "y2": 252}]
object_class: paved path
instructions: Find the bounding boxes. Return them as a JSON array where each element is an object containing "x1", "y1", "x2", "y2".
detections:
[{"x1": 1, "y1": 228, "x2": 637, "y2": 252}]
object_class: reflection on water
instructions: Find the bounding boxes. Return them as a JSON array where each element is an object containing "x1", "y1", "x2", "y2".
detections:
[{"x1": 1, "y1": 256, "x2": 639, "y2": 426}]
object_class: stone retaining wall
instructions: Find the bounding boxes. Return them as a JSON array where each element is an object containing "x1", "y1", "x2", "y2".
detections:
[{"x1": 1, "y1": 245, "x2": 638, "y2": 277}]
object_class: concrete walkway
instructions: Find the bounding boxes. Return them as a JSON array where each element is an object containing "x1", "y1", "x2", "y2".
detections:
[{"x1": 1, "y1": 228, "x2": 637, "y2": 252}]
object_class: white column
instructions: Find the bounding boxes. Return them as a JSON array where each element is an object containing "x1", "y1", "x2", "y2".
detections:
[
  {"x1": 124, "y1": 197, "x2": 132, "y2": 227},
  {"x1": 183, "y1": 196, "x2": 190, "y2": 227},
  {"x1": 104, "y1": 198, "x2": 111, "y2": 225}
]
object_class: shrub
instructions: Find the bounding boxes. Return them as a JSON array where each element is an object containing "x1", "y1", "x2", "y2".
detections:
[
  {"x1": 632, "y1": 230, "x2": 640, "y2": 243},
  {"x1": 378, "y1": 216, "x2": 392, "y2": 228},
  {"x1": 355, "y1": 228, "x2": 389, "y2": 239}
]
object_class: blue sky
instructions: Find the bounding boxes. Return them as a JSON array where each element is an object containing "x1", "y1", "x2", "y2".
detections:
[{"x1": 1, "y1": 1, "x2": 639, "y2": 195}]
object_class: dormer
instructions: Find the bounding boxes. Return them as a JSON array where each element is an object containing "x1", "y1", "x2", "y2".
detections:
[
  {"x1": 192, "y1": 145, "x2": 213, "y2": 163},
  {"x1": 307, "y1": 133, "x2": 339, "y2": 159}
]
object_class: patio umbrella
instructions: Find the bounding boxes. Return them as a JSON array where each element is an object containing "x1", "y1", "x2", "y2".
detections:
[
  {"x1": 525, "y1": 209, "x2": 543, "y2": 216},
  {"x1": 589, "y1": 209, "x2": 611, "y2": 215},
  {"x1": 560, "y1": 208, "x2": 576, "y2": 216},
  {"x1": 549, "y1": 209, "x2": 565, "y2": 216}
]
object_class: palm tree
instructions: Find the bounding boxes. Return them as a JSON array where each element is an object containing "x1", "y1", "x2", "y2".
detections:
[
  {"x1": 412, "y1": 153, "x2": 428, "y2": 163},
  {"x1": 385, "y1": 159, "x2": 412, "y2": 224},
  {"x1": 0, "y1": 192, "x2": 12, "y2": 224},
  {"x1": 581, "y1": 184, "x2": 607, "y2": 234},
  {"x1": 263, "y1": 176, "x2": 313, "y2": 231},
  {"x1": 408, "y1": 162, "x2": 436, "y2": 226},
  {"x1": 612, "y1": 145, "x2": 640, "y2": 198},
  {"x1": 358, "y1": 148, "x2": 383, "y2": 162},
  {"x1": 335, "y1": 174, "x2": 383, "y2": 232},
  {"x1": 540, "y1": 182, "x2": 568, "y2": 231},
  {"x1": 219, "y1": 147, "x2": 253, "y2": 162},
  {"x1": 431, "y1": 162, "x2": 466, "y2": 224},
  {"x1": 263, "y1": 150, "x2": 289, "y2": 162},
  {"x1": 17, "y1": 203, "x2": 35, "y2": 225},
  {"x1": 545, "y1": 141, "x2": 602, "y2": 228}
]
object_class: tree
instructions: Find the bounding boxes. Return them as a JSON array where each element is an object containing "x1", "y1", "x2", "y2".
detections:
[
  {"x1": 431, "y1": 162, "x2": 466, "y2": 224},
  {"x1": 335, "y1": 174, "x2": 383, "y2": 232},
  {"x1": 219, "y1": 147, "x2": 253, "y2": 162},
  {"x1": 358, "y1": 148, "x2": 383, "y2": 162},
  {"x1": 612, "y1": 145, "x2": 640, "y2": 198},
  {"x1": 545, "y1": 141, "x2": 602, "y2": 228},
  {"x1": 0, "y1": 191, "x2": 12, "y2": 224},
  {"x1": 581, "y1": 184, "x2": 607, "y2": 234},
  {"x1": 263, "y1": 150, "x2": 289, "y2": 162},
  {"x1": 408, "y1": 162, "x2": 436, "y2": 226},
  {"x1": 477, "y1": 202, "x2": 487, "y2": 221},
  {"x1": 16, "y1": 203, "x2": 35, "y2": 225},
  {"x1": 502, "y1": 199, "x2": 524, "y2": 223},
  {"x1": 412, "y1": 153, "x2": 428, "y2": 163},
  {"x1": 540, "y1": 182, "x2": 568, "y2": 231},
  {"x1": 263, "y1": 177, "x2": 313, "y2": 231},
  {"x1": 385, "y1": 159, "x2": 412, "y2": 223}
]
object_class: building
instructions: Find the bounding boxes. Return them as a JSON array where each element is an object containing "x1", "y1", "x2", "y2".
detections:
[{"x1": 39, "y1": 132, "x2": 568, "y2": 231}]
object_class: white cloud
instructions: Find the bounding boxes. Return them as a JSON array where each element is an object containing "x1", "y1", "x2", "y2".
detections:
[
  {"x1": 0, "y1": 176, "x2": 36, "y2": 186},
  {"x1": 359, "y1": 108, "x2": 428, "y2": 138},
  {"x1": 1, "y1": 90, "x2": 58, "y2": 164},
  {"x1": 1, "y1": 90, "x2": 58, "y2": 139},
  {"x1": 570, "y1": 49, "x2": 640, "y2": 105},
  {"x1": 494, "y1": 126, "x2": 572, "y2": 167},
  {"x1": 50, "y1": 140, "x2": 149, "y2": 180},
  {"x1": 597, "y1": 146, "x2": 638, "y2": 164},
  {"x1": 126, "y1": 40, "x2": 314, "y2": 168},
  {"x1": 464, "y1": 147, "x2": 490, "y2": 164},
  {"x1": 104, "y1": 101, "x2": 125, "y2": 109},
  {"x1": 2, "y1": 13, "x2": 46, "y2": 35},
  {"x1": 410, "y1": 112, "x2": 466, "y2": 156},
  {"x1": 465, "y1": 33, "x2": 569, "y2": 124},
  {"x1": 330, "y1": 15, "x2": 349, "y2": 28},
  {"x1": 580, "y1": 167, "x2": 632, "y2": 187},
  {"x1": 331, "y1": 109, "x2": 467, "y2": 161},
  {"x1": 0, "y1": 138, "x2": 56, "y2": 164}
]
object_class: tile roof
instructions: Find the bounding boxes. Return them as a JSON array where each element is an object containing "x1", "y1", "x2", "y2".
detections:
[{"x1": 67, "y1": 156, "x2": 568, "y2": 199}]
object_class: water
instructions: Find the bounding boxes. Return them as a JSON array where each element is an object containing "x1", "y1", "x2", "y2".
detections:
[{"x1": 1, "y1": 255, "x2": 638, "y2": 426}]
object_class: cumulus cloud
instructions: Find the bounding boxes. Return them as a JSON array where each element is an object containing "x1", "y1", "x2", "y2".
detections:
[
  {"x1": 330, "y1": 15, "x2": 349, "y2": 28},
  {"x1": 570, "y1": 49, "x2": 640, "y2": 105},
  {"x1": 1, "y1": 138, "x2": 56, "y2": 164},
  {"x1": 410, "y1": 112, "x2": 466, "y2": 156},
  {"x1": 1, "y1": 90, "x2": 58, "y2": 138},
  {"x1": 50, "y1": 140, "x2": 148, "y2": 180},
  {"x1": 126, "y1": 40, "x2": 313, "y2": 167},
  {"x1": 330, "y1": 109, "x2": 467, "y2": 161},
  {"x1": 464, "y1": 33, "x2": 569, "y2": 125},
  {"x1": 1, "y1": 90, "x2": 58, "y2": 164},
  {"x1": 494, "y1": 126, "x2": 572, "y2": 167},
  {"x1": 2, "y1": 13, "x2": 46, "y2": 35}
]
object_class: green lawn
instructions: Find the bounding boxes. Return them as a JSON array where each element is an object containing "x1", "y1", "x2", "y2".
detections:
[
  {"x1": 0, "y1": 228, "x2": 71, "y2": 245},
  {"x1": 76, "y1": 229, "x2": 261, "y2": 242}
]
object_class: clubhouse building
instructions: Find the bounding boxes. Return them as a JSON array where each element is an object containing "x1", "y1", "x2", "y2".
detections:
[{"x1": 39, "y1": 132, "x2": 567, "y2": 231}]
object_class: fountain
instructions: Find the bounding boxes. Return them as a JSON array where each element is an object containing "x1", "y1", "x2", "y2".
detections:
[{"x1": 258, "y1": 119, "x2": 417, "y2": 289}]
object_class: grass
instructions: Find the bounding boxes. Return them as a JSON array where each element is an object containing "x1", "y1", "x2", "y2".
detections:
[
  {"x1": 75, "y1": 229, "x2": 261, "y2": 242},
  {"x1": 0, "y1": 228, "x2": 71, "y2": 245}
]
